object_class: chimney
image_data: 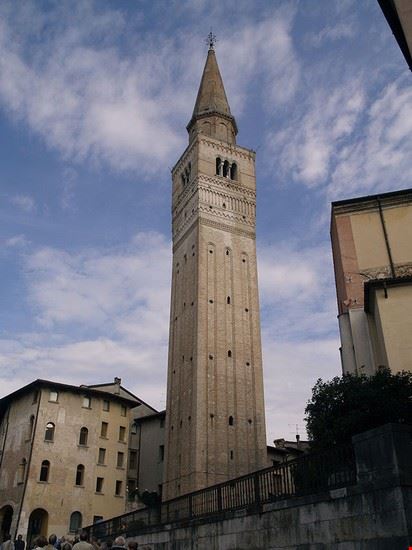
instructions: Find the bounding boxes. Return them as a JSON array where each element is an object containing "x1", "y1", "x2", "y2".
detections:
[{"x1": 114, "y1": 377, "x2": 121, "y2": 394}]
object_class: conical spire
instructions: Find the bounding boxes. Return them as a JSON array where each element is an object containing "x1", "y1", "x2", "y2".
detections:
[{"x1": 187, "y1": 45, "x2": 237, "y2": 144}]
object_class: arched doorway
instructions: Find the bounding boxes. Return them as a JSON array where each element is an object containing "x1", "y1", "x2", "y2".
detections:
[
  {"x1": 27, "y1": 509, "x2": 48, "y2": 548},
  {"x1": 0, "y1": 506, "x2": 13, "y2": 541}
]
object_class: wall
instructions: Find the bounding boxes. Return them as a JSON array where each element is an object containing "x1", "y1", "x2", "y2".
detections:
[{"x1": 128, "y1": 424, "x2": 412, "y2": 549}]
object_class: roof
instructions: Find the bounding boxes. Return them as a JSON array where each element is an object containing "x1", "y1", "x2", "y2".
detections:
[
  {"x1": 134, "y1": 409, "x2": 166, "y2": 423},
  {"x1": 331, "y1": 187, "x2": 412, "y2": 209},
  {"x1": 0, "y1": 378, "x2": 149, "y2": 417},
  {"x1": 187, "y1": 47, "x2": 238, "y2": 135},
  {"x1": 364, "y1": 275, "x2": 412, "y2": 313},
  {"x1": 378, "y1": 0, "x2": 412, "y2": 71}
]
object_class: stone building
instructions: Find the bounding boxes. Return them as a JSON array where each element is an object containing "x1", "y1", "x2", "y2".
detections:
[
  {"x1": 0, "y1": 378, "x2": 158, "y2": 543},
  {"x1": 163, "y1": 39, "x2": 267, "y2": 500},
  {"x1": 331, "y1": 188, "x2": 412, "y2": 375}
]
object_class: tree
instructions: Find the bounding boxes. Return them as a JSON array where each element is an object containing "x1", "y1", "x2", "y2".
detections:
[{"x1": 305, "y1": 368, "x2": 412, "y2": 451}]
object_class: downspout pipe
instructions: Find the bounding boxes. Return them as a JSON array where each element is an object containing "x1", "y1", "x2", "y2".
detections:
[{"x1": 377, "y1": 197, "x2": 395, "y2": 278}]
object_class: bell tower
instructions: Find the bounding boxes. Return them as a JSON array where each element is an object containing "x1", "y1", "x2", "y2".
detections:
[{"x1": 163, "y1": 40, "x2": 267, "y2": 500}]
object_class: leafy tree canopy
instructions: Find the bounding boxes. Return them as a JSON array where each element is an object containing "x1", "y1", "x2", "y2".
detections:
[{"x1": 305, "y1": 368, "x2": 412, "y2": 450}]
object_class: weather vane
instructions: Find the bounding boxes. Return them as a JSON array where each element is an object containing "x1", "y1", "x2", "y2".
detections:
[{"x1": 206, "y1": 30, "x2": 217, "y2": 50}]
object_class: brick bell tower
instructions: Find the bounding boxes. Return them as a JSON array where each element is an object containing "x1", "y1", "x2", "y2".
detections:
[{"x1": 163, "y1": 37, "x2": 267, "y2": 500}]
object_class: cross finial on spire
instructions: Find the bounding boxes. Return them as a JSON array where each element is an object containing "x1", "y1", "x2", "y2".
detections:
[{"x1": 206, "y1": 31, "x2": 217, "y2": 50}]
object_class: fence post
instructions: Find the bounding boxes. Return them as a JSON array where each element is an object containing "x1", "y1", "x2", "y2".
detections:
[
  {"x1": 189, "y1": 494, "x2": 193, "y2": 519},
  {"x1": 217, "y1": 486, "x2": 223, "y2": 511},
  {"x1": 254, "y1": 472, "x2": 261, "y2": 508}
]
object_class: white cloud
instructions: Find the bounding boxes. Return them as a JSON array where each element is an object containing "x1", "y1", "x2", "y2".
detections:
[
  {"x1": 4, "y1": 234, "x2": 29, "y2": 247},
  {"x1": 329, "y1": 76, "x2": 412, "y2": 199},
  {"x1": 10, "y1": 194, "x2": 36, "y2": 212},
  {"x1": 269, "y1": 80, "x2": 365, "y2": 187},
  {"x1": 0, "y1": 1, "x2": 300, "y2": 174},
  {"x1": 306, "y1": 21, "x2": 355, "y2": 48}
]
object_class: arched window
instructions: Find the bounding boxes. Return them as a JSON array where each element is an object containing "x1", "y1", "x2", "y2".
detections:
[
  {"x1": 28, "y1": 415, "x2": 35, "y2": 439},
  {"x1": 79, "y1": 427, "x2": 88, "y2": 446},
  {"x1": 229, "y1": 416, "x2": 234, "y2": 426},
  {"x1": 216, "y1": 157, "x2": 222, "y2": 176},
  {"x1": 69, "y1": 511, "x2": 82, "y2": 533},
  {"x1": 44, "y1": 422, "x2": 55, "y2": 442},
  {"x1": 223, "y1": 160, "x2": 229, "y2": 178},
  {"x1": 39, "y1": 460, "x2": 50, "y2": 482},
  {"x1": 227, "y1": 296, "x2": 231, "y2": 304},
  {"x1": 230, "y1": 163, "x2": 237, "y2": 180},
  {"x1": 17, "y1": 458, "x2": 27, "y2": 484},
  {"x1": 75, "y1": 464, "x2": 84, "y2": 486}
]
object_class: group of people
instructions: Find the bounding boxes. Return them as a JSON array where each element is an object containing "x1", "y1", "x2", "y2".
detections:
[{"x1": 1, "y1": 533, "x2": 147, "y2": 550}]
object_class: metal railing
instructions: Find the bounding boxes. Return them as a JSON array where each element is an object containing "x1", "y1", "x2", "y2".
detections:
[{"x1": 84, "y1": 443, "x2": 356, "y2": 540}]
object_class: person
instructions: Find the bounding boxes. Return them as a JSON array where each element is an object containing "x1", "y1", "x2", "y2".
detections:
[
  {"x1": 99, "y1": 540, "x2": 111, "y2": 550},
  {"x1": 110, "y1": 538, "x2": 126, "y2": 550},
  {"x1": 44, "y1": 535, "x2": 57, "y2": 550},
  {"x1": 33, "y1": 536, "x2": 48, "y2": 550},
  {"x1": 90, "y1": 537, "x2": 99, "y2": 550},
  {"x1": 127, "y1": 542, "x2": 137, "y2": 550},
  {"x1": 14, "y1": 535, "x2": 25, "y2": 550},
  {"x1": 72, "y1": 533, "x2": 93, "y2": 550},
  {"x1": 61, "y1": 543, "x2": 72, "y2": 550},
  {"x1": 2, "y1": 535, "x2": 14, "y2": 550}
]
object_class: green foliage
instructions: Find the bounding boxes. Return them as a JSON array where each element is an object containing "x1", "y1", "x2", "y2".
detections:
[{"x1": 305, "y1": 368, "x2": 412, "y2": 450}]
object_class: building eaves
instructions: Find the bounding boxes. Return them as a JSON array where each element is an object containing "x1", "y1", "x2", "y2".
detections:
[
  {"x1": 134, "y1": 409, "x2": 166, "y2": 423},
  {"x1": 0, "y1": 378, "x2": 142, "y2": 412},
  {"x1": 378, "y1": 0, "x2": 412, "y2": 71},
  {"x1": 364, "y1": 275, "x2": 412, "y2": 313}
]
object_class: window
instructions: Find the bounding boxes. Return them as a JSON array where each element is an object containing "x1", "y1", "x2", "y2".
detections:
[
  {"x1": 229, "y1": 416, "x2": 234, "y2": 426},
  {"x1": 101, "y1": 422, "x2": 108, "y2": 438},
  {"x1": 131, "y1": 423, "x2": 137, "y2": 435},
  {"x1": 32, "y1": 390, "x2": 39, "y2": 404},
  {"x1": 44, "y1": 422, "x2": 55, "y2": 442},
  {"x1": 82, "y1": 396, "x2": 91, "y2": 409},
  {"x1": 39, "y1": 460, "x2": 50, "y2": 482},
  {"x1": 127, "y1": 479, "x2": 137, "y2": 501},
  {"x1": 17, "y1": 458, "x2": 26, "y2": 484},
  {"x1": 79, "y1": 427, "x2": 88, "y2": 446},
  {"x1": 216, "y1": 157, "x2": 222, "y2": 176},
  {"x1": 93, "y1": 516, "x2": 103, "y2": 524},
  {"x1": 159, "y1": 445, "x2": 165, "y2": 462},
  {"x1": 69, "y1": 511, "x2": 82, "y2": 533},
  {"x1": 49, "y1": 390, "x2": 58, "y2": 402},
  {"x1": 117, "y1": 452, "x2": 124, "y2": 468},
  {"x1": 115, "y1": 480, "x2": 123, "y2": 496},
  {"x1": 227, "y1": 296, "x2": 231, "y2": 304},
  {"x1": 103, "y1": 400, "x2": 110, "y2": 412},
  {"x1": 228, "y1": 350, "x2": 232, "y2": 357},
  {"x1": 96, "y1": 477, "x2": 104, "y2": 493},
  {"x1": 75, "y1": 464, "x2": 84, "y2": 486},
  {"x1": 119, "y1": 426, "x2": 126, "y2": 442},
  {"x1": 223, "y1": 160, "x2": 229, "y2": 178},
  {"x1": 230, "y1": 163, "x2": 237, "y2": 180},
  {"x1": 129, "y1": 451, "x2": 137, "y2": 470},
  {"x1": 28, "y1": 415, "x2": 35, "y2": 439},
  {"x1": 120, "y1": 404, "x2": 127, "y2": 417},
  {"x1": 98, "y1": 448, "x2": 106, "y2": 465}
]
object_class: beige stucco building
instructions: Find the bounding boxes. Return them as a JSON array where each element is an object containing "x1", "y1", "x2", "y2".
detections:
[
  {"x1": 0, "y1": 378, "x2": 157, "y2": 543},
  {"x1": 163, "y1": 41, "x2": 267, "y2": 500},
  {"x1": 331, "y1": 188, "x2": 412, "y2": 375}
]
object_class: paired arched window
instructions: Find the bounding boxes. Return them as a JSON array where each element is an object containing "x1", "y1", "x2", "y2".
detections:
[
  {"x1": 79, "y1": 427, "x2": 88, "y2": 446},
  {"x1": 75, "y1": 465, "x2": 84, "y2": 486},
  {"x1": 215, "y1": 157, "x2": 237, "y2": 181},
  {"x1": 39, "y1": 460, "x2": 50, "y2": 482},
  {"x1": 69, "y1": 511, "x2": 82, "y2": 533},
  {"x1": 44, "y1": 422, "x2": 55, "y2": 442}
]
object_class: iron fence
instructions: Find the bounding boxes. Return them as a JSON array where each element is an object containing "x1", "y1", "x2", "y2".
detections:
[{"x1": 83, "y1": 443, "x2": 356, "y2": 540}]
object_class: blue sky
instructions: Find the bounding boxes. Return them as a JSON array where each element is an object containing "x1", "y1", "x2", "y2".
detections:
[{"x1": 1, "y1": 0, "x2": 411, "y2": 442}]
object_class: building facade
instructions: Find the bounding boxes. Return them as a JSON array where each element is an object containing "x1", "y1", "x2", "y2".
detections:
[
  {"x1": 331, "y1": 188, "x2": 412, "y2": 375},
  {"x1": 163, "y1": 43, "x2": 267, "y2": 500},
  {"x1": 0, "y1": 378, "x2": 157, "y2": 543}
]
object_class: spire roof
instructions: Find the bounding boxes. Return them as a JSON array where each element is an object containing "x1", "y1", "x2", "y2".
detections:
[
  {"x1": 187, "y1": 46, "x2": 237, "y2": 143},
  {"x1": 191, "y1": 47, "x2": 232, "y2": 118}
]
